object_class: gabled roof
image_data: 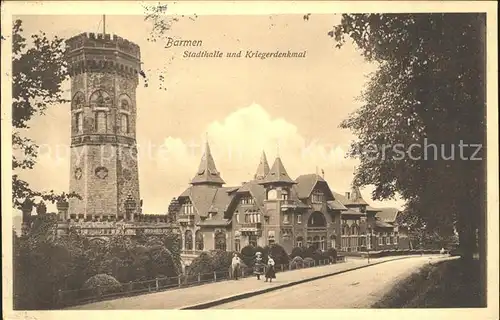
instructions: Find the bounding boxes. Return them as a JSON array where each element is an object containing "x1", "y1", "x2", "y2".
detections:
[
  {"x1": 177, "y1": 185, "x2": 236, "y2": 220},
  {"x1": 190, "y1": 141, "x2": 225, "y2": 186},
  {"x1": 375, "y1": 220, "x2": 394, "y2": 228},
  {"x1": 341, "y1": 208, "x2": 364, "y2": 216},
  {"x1": 332, "y1": 186, "x2": 368, "y2": 206},
  {"x1": 254, "y1": 151, "x2": 270, "y2": 180},
  {"x1": 295, "y1": 173, "x2": 334, "y2": 200},
  {"x1": 375, "y1": 207, "x2": 401, "y2": 223},
  {"x1": 236, "y1": 180, "x2": 267, "y2": 209},
  {"x1": 327, "y1": 200, "x2": 348, "y2": 211},
  {"x1": 259, "y1": 157, "x2": 295, "y2": 185}
]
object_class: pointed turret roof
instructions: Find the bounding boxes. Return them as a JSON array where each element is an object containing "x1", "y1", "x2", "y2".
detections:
[
  {"x1": 254, "y1": 151, "x2": 270, "y2": 180},
  {"x1": 191, "y1": 141, "x2": 225, "y2": 186},
  {"x1": 348, "y1": 185, "x2": 368, "y2": 205},
  {"x1": 259, "y1": 157, "x2": 296, "y2": 185}
]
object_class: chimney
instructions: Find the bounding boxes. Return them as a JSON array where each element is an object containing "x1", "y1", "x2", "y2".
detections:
[{"x1": 345, "y1": 192, "x2": 351, "y2": 199}]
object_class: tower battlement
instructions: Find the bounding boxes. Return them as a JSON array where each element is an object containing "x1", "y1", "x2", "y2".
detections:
[{"x1": 66, "y1": 32, "x2": 141, "y2": 60}]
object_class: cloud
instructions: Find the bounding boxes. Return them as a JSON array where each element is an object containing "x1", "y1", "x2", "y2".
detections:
[{"x1": 16, "y1": 103, "x2": 405, "y2": 216}]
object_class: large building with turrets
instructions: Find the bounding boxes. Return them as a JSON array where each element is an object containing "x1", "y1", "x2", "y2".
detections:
[
  {"x1": 19, "y1": 31, "x2": 408, "y2": 261},
  {"x1": 173, "y1": 141, "x2": 410, "y2": 265}
]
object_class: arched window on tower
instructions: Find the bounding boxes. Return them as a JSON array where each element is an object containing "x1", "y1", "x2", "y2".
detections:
[
  {"x1": 121, "y1": 114, "x2": 129, "y2": 134},
  {"x1": 75, "y1": 112, "x2": 83, "y2": 133},
  {"x1": 95, "y1": 111, "x2": 107, "y2": 133}
]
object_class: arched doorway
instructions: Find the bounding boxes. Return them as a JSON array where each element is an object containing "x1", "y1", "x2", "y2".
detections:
[
  {"x1": 307, "y1": 211, "x2": 327, "y2": 250},
  {"x1": 307, "y1": 211, "x2": 327, "y2": 228}
]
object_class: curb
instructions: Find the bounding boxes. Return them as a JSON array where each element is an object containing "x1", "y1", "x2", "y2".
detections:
[{"x1": 178, "y1": 255, "x2": 423, "y2": 309}]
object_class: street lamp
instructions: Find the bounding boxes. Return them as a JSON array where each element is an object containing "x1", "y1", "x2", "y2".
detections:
[{"x1": 124, "y1": 194, "x2": 136, "y2": 221}]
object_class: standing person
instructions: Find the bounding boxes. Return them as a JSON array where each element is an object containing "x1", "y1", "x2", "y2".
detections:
[
  {"x1": 254, "y1": 252, "x2": 264, "y2": 280},
  {"x1": 231, "y1": 253, "x2": 241, "y2": 280},
  {"x1": 265, "y1": 255, "x2": 276, "y2": 283}
]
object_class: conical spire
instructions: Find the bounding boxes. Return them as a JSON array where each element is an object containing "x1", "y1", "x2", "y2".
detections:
[
  {"x1": 191, "y1": 140, "x2": 225, "y2": 186},
  {"x1": 259, "y1": 156, "x2": 295, "y2": 185},
  {"x1": 254, "y1": 151, "x2": 270, "y2": 180},
  {"x1": 349, "y1": 184, "x2": 368, "y2": 205}
]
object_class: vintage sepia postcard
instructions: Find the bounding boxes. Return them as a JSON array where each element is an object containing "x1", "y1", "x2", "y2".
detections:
[{"x1": 1, "y1": 1, "x2": 498, "y2": 319}]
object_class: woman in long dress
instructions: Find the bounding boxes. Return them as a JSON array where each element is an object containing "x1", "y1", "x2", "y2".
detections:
[{"x1": 265, "y1": 255, "x2": 276, "y2": 282}]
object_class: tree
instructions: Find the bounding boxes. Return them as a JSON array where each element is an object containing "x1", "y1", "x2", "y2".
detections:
[
  {"x1": 331, "y1": 14, "x2": 486, "y2": 304},
  {"x1": 290, "y1": 246, "x2": 306, "y2": 259},
  {"x1": 331, "y1": 14, "x2": 485, "y2": 258},
  {"x1": 11, "y1": 19, "x2": 79, "y2": 209},
  {"x1": 263, "y1": 244, "x2": 289, "y2": 265}
]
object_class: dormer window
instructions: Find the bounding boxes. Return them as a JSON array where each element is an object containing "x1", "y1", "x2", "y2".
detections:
[
  {"x1": 241, "y1": 196, "x2": 255, "y2": 205},
  {"x1": 311, "y1": 189, "x2": 324, "y2": 203},
  {"x1": 183, "y1": 200, "x2": 194, "y2": 214}
]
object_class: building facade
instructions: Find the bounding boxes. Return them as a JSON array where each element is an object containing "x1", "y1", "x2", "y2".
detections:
[{"x1": 174, "y1": 142, "x2": 410, "y2": 262}]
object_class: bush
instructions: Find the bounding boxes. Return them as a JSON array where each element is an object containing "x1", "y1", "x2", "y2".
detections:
[
  {"x1": 290, "y1": 246, "x2": 305, "y2": 259},
  {"x1": 289, "y1": 256, "x2": 304, "y2": 270},
  {"x1": 83, "y1": 274, "x2": 122, "y2": 295},
  {"x1": 263, "y1": 243, "x2": 289, "y2": 265},
  {"x1": 211, "y1": 250, "x2": 233, "y2": 273},
  {"x1": 240, "y1": 245, "x2": 266, "y2": 267},
  {"x1": 187, "y1": 252, "x2": 215, "y2": 280},
  {"x1": 303, "y1": 257, "x2": 315, "y2": 267},
  {"x1": 312, "y1": 249, "x2": 326, "y2": 263},
  {"x1": 302, "y1": 246, "x2": 316, "y2": 259},
  {"x1": 240, "y1": 245, "x2": 256, "y2": 266},
  {"x1": 326, "y1": 248, "x2": 338, "y2": 261}
]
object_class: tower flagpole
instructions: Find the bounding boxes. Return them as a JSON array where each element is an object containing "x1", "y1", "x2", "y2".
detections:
[{"x1": 103, "y1": 15, "x2": 106, "y2": 35}]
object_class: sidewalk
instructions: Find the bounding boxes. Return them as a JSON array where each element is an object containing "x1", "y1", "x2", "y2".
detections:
[{"x1": 69, "y1": 255, "x2": 428, "y2": 310}]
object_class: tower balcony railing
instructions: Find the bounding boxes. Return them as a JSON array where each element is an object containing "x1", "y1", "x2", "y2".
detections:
[
  {"x1": 280, "y1": 199, "x2": 297, "y2": 210},
  {"x1": 177, "y1": 214, "x2": 195, "y2": 225},
  {"x1": 239, "y1": 222, "x2": 261, "y2": 232}
]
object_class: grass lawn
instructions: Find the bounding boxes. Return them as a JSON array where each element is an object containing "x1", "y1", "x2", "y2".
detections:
[{"x1": 373, "y1": 258, "x2": 485, "y2": 308}]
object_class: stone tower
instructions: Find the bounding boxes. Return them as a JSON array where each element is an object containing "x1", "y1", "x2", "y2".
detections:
[{"x1": 65, "y1": 32, "x2": 141, "y2": 219}]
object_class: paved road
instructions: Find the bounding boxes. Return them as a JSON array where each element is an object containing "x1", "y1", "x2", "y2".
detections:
[
  {"x1": 212, "y1": 255, "x2": 456, "y2": 309},
  {"x1": 69, "y1": 256, "x2": 411, "y2": 309}
]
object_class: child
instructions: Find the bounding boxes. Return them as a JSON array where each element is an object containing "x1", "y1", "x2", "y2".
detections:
[{"x1": 265, "y1": 255, "x2": 276, "y2": 283}]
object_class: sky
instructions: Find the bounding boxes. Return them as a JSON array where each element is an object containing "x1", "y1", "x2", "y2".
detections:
[{"x1": 13, "y1": 12, "x2": 405, "y2": 216}]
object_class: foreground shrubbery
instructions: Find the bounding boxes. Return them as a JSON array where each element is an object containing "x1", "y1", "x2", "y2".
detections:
[
  {"x1": 187, "y1": 250, "x2": 236, "y2": 280},
  {"x1": 13, "y1": 214, "x2": 181, "y2": 310},
  {"x1": 83, "y1": 274, "x2": 122, "y2": 295}
]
